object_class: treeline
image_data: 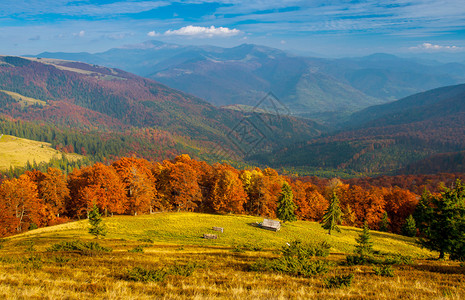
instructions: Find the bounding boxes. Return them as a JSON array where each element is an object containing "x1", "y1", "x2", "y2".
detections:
[
  {"x1": 0, "y1": 116, "x2": 179, "y2": 162},
  {"x1": 2, "y1": 154, "x2": 454, "y2": 238},
  {"x1": 1, "y1": 155, "x2": 92, "y2": 179}
]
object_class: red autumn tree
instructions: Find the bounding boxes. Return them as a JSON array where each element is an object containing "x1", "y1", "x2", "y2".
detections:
[
  {"x1": 68, "y1": 163, "x2": 127, "y2": 218},
  {"x1": 157, "y1": 155, "x2": 202, "y2": 212},
  {"x1": 210, "y1": 164, "x2": 247, "y2": 214},
  {"x1": 0, "y1": 175, "x2": 44, "y2": 233},
  {"x1": 383, "y1": 187, "x2": 419, "y2": 233},
  {"x1": 112, "y1": 157, "x2": 156, "y2": 215}
]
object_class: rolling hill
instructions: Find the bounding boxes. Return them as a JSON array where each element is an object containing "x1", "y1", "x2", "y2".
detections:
[
  {"x1": 36, "y1": 41, "x2": 465, "y2": 121},
  {"x1": 0, "y1": 55, "x2": 323, "y2": 163},
  {"x1": 0, "y1": 134, "x2": 82, "y2": 170},
  {"x1": 2, "y1": 212, "x2": 460, "y2": 299},
  {"x1": 254, "y1": 83, "x2": 465, "y2": 175}
]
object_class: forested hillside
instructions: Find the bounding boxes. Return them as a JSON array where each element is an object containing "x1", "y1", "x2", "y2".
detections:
[
  {"x1": 255, "y1": 83, "x2": 465, "y2": 175},
  {"x1": 0, "y1": 56, "x2": 322, "y2": 163}
]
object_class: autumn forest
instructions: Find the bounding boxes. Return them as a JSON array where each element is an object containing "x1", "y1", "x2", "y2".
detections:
[{"x1": 2, "y1": 153, "x2": 462, "y2": 239}]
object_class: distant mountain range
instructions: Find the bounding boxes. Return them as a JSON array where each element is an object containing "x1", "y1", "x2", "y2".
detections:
[{"x1": 36, "y1": 41, "x2": 465, "y2": 121}]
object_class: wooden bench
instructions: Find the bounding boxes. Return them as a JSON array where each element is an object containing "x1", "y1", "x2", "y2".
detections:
[
  {"x1": 203, "y1": 233, "x2": 218, "y2": 239},
  {"x1": 212, "y1": 227, "x2": 224, "y2": 233},
  {"x1": 260, "y1": 219, "x2": 281, "y2": 231}
]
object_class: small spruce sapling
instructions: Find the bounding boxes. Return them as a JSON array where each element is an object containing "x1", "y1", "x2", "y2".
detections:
[
  {"x1": 88, "y1": 205, "x2": 106, "y2": 239},
  {"x1": 355, "y1": 221, "x2": 373, "y2": 260},
  {"x1": 321, "y1": 191, "x2": 343, "y2": 235},
  {"x1": 379, "y1": 212, "x2": 390, "y2": 232},
  {"x1": 402, "y1": 215, "x2": 417, "y2": 237}
]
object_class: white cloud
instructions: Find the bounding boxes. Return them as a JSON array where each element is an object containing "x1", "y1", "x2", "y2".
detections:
[
  {"x1": 73, "y1": 30, "x2": 85, "y2": 37},
  {"x1": 163, "y1": 25, "x2": 241, "y2": 38},
  {"x1": 147, "y1": 31, "x2": 160, "y2": 37},
  {"x1": 409, "y1": 42, "x2": 463, "y2": 52}
]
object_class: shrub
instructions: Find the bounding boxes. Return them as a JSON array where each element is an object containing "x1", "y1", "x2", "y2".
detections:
[
  {"x1": 324, "y1": 274, "x2": 354, "y2": 289},
  {"x1": 345, "y1": 254, "x2": 372, "y2": 266},
  {"x1": 382, "y1": 254, "x2": 413, "y2": 265},
  {"x1": 232, "y1": 243, "x2": 263, "y2": 252},
  {"x1": 231, "y1": 245, "x2": 245, "y2": 253},
  {"x1": 128, "y1": 245, "x2": 144, "y2": 253},
  {"x1": 47, "y1": 240, "x2": 112, "y2": 253},
  {"x1": 167, "y1": 262, "x2": 199, "y2": 277},
  {"x1": 249, "y1": 258, "x2": 275, "y2": 272},
  {"x1": 242, "y1": 243, "x2": 263, "y2": 251},
  {"x1": 251, "y1": 256, "x2": 331, "y2": 277},
  {"x1": 125, "y1": 267, "x2": 166, "y2": 282},
  {"x1": 137, "y1": 238, "x2": 154, "y2": 243},
  {"x1": 51, "y1": 255, "x2": 72, "y2": 266},
  {"x1": 21, "y1": 255, "x2": 43, "y2": 270},
  {"x1": 373, "y1": 264, "x2": 394, "y2": 277},
  {"x1": 281, "y1": 240, "x2": 330, "y2": 259}
]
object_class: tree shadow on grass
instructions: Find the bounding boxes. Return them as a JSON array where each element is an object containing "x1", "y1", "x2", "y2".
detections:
[{"x1": 411, "y1": 263, "x2": 465, "y2": 275}]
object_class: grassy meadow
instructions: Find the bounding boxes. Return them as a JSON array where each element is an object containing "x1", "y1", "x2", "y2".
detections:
[
  {"x1": 0, "y1": 90, "x2": 47, "y2": 108},
  {"x1": 0, "y1": 134, "x2": 82, "y2": 170},
  {"x1": 0, "y1": 212, "x2": 464, "y2": 299}
]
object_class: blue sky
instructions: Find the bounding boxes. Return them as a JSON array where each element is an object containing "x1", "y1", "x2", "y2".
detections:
[{"x1": 1, "y1": 0, "x2": 464, "y2": 57}]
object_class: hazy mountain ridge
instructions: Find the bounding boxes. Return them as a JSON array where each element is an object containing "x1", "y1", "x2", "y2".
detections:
[{"x1": 36, "y1": 41, "x2": 465, "y2": 121}]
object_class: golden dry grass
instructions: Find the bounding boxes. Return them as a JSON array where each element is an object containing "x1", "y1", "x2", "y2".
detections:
[
  {"x1": 0, "y1": 134, "x2": 82, "y2": 170},
  {"x1": 0, "y1": 90, "x2": 47, "y2": 108},
  {"x1": 0, "y1": 213, "x2": 464, "y2": 299}
]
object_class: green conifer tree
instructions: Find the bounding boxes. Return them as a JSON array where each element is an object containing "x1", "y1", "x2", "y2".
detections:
[
  {"x1": 277, "y1": 181, "x2": 297, "y2": 223},
  {"x1": 355, "y1": 221, "x2": 373, "y2": 259},
  {"x1": 379, "y1": 211, "x2": 390, "y2": 232},
  {"x1": 88, "y1": 205, "x2": 106, "y2": 239},
  {"x1": 415, "y1": 179, "x2": 465, "y2": 259},
  {"x1": 321, "y1": 191, "x2": 343, "y2": 235},
  {"x1": 402, "y1": 215, "x2": 417, "y2": 237}
]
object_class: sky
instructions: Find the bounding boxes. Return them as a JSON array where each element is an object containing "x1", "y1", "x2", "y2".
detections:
[{"x1": 1, "y1": 0, "x2": 465, "y2": 58}]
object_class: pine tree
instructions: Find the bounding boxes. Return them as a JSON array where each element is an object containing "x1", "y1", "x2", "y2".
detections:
[
  {"x1": 402, "y1": 215, "x2": 417, "y2": 237},
  {"x1": 355, "y1": 221, "x2": 373, "y2": 259},
  {"x1": 321, "y1": 191, "x2": 343, "y2": 235},
  {"x1": 88, "y1": 205, "x2": 106, "y2": 239},
  {"x1": 277, "y1": 181, "x2": 297, "y2": 223},
  {"x1": 415, "y1": 179, "x2": 465, "y2": 259},
  {"x1": 379, "y1": 211, "x2": 390, "y2": 232}
]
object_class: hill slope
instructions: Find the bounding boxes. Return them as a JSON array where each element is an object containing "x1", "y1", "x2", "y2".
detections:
[
  {"x1": 7, "y1": 212, "x2": 431, "y2": 256},
  {"x1": 0, "y1": 56, "x2": 323, "y2": 162},
  {"x1": 3, "y1": 212, "x2": 458, "y2": 299},
  {"x1": 0, "y1": 134, "x2": 82, "y2": 170},
  {"x1": 254, "y1": 83, "x2": 465, "y2": 175}
]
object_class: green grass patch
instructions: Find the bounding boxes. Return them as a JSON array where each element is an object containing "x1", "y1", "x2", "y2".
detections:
[
  {"x1": 0, "y1": 89, "x2": 47, "y2": 108},
  {"x1": 47, "y1": 240, "x2": 112, "y2": 254},
  {"x1": 0, "y1": 134, "x2": 83, "y2": 170}
]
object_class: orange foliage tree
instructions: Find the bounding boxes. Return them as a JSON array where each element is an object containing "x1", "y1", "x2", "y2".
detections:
[
  {"x1": 156, "y1": 155, "x2": 202, "y2": 212},
  {"x1": 383, "y1": 187, "x2": 419, "y2": 233},
  {"x1": 67, "y1": 163, "x2": 127, "y2": 218},
  {"x1": 0, "y1": 175, "x2": 44, "y2": 233},
  {"x1": 209, "y1": 164, "x2": 247, "y2": 214},
  {"x1": 112, "y1": 157, "x2": 156, "y2": 215}
]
